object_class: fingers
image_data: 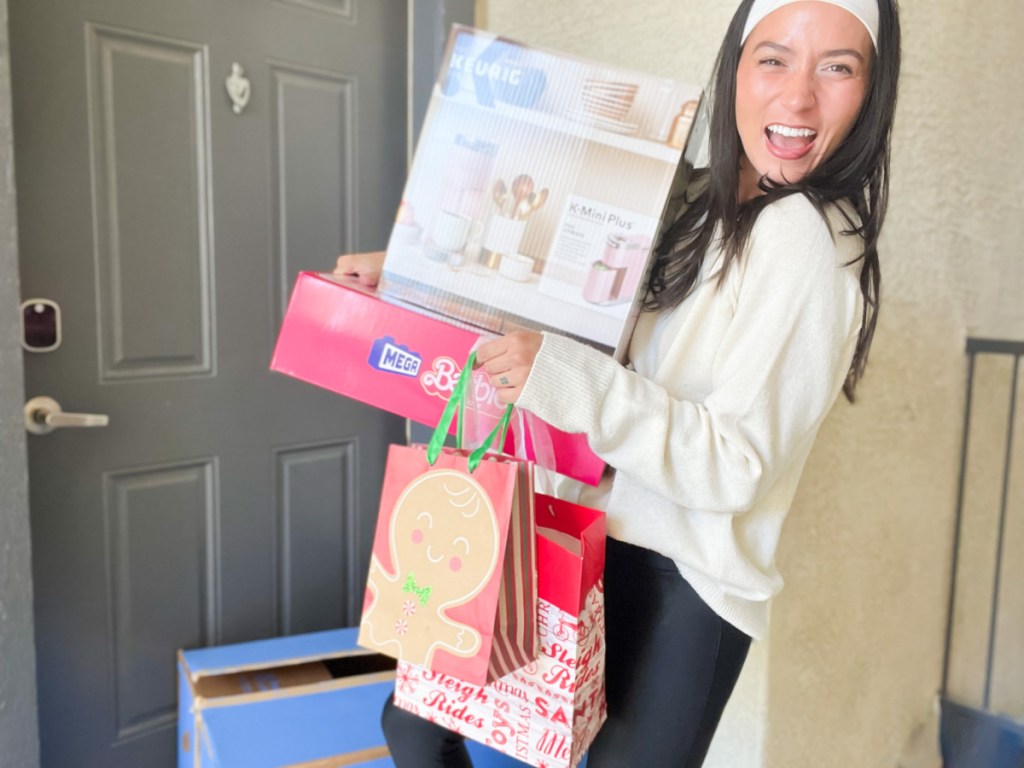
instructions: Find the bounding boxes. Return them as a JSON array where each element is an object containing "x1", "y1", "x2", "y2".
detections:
[
  {"x1": 488, "y1": 364, "x2": 529, "y2": 405},
  {"x1": 333, "y1": 251, "x2": 385, "y2": 287},
  {"x1": 473, "y1": 336, "x2": 505, "y2": 369},
  {"x1": 474, "y1": 331, "x2": 542, "y2": 372},
  {"x1": 473, "y1": 331, "x2": 543, "y2": 404},
  {"x1": 333, "y1": 253, "x2": 359, "y2": 275}
]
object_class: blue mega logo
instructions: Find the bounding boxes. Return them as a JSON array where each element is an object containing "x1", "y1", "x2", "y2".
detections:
[{"x1": 368, "y1": 336, "x2": 422, "y2": 378}]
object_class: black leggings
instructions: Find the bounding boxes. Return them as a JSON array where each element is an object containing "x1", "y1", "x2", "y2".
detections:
[{"x1": 381, "y1": 537, "x2": 752, "y2": 767}]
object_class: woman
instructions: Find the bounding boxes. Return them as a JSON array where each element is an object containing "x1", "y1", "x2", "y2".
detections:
[{"x1": 337, "y1": 1, "x2": 901, "y2": 765}]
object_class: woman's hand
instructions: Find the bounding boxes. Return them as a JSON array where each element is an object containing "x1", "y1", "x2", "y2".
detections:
[
  {"x1": 333, "y1": 251, "x2": 385, "y2": 287},
  {"x1": 474, "y1": 331, "x2": 543, "y2": 405}
]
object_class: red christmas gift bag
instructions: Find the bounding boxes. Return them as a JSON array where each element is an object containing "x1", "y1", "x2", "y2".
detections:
[
  {"x1": 358, "y1": 355, "x2": 538, "y2": 686},
  {"x1": 394, "y1": 493, "x2": 607, "y2": 768}
]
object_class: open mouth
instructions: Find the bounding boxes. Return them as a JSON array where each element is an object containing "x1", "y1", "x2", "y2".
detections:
[{"x1": 765, "y1": 124, "x2": 817, "y2": 158}]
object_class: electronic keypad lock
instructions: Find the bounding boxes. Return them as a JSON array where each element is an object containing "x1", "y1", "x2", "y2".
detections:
[{"x1": 20, "y1": 298, "x2": 61, "y2": 353}]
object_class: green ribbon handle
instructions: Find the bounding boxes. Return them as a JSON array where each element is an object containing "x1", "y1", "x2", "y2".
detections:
[
  {"x1": 425, "y1": 351, "x2": 513, "y2": 472},
  {"x1": 425, "y1": 351, "x2": 473, "y2": 464}
]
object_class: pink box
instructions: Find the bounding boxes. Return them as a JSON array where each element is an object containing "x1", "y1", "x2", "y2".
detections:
[{"x1": 271, "y1": 271, "x2": 605, "y2": 485}]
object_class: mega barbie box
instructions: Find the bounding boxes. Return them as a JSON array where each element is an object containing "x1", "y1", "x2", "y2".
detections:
[
  {"x1": 380, "y1": 26, "x2": 703, "y2": 361},
  {"x1": 271, "y1": 272, "x2": 606, "y2": 485}
]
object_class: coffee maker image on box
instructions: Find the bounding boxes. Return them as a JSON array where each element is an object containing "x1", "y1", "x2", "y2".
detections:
[
  {"x1": 581, "y1": 233, "x2": 652, "y2": 306},
  {"x1": 423, "y1": 134, "x2": 498, "y2": 264}
]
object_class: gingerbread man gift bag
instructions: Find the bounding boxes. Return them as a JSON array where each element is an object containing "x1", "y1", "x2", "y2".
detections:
[{"x1": 358, "y1": 354, "x2": 538, "y2": 686}]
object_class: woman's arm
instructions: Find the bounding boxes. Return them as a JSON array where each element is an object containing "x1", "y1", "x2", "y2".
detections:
[{"x1": 485, "y1": 198, "x2": 863, "y2": 514}]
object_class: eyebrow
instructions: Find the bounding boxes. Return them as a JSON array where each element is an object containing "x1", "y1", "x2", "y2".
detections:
[{"x1": 754, "y1": 41, "x2": 866, "y2": 63}]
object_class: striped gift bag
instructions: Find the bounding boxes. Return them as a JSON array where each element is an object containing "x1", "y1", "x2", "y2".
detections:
[{"x1": 485, "y1": 455, "x2": 537, "y2": 681}]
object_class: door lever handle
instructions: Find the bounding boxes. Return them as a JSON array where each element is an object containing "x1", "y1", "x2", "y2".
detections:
[{"x1": 25, "y1": 396, "x2": 110, "y2": 435}]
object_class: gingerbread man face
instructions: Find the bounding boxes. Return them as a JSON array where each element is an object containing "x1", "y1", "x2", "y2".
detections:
[
  {"x1": 359, "y1": 466, "x2": 503, "y2": 668},
  {"x1": 390, "y1": 468, "x2": 499, "y2": 606}
]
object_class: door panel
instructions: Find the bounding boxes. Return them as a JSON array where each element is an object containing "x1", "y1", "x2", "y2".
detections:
[
  {"x1": 275, "y1": 439, "x2": 358, "y2": 635},
  {"x1": 270, "y1": 62, "x2": 357, "y2": 325},
  {"x1": 107, "y1": 460, "x2": 218, "y2": 740},
  {"x1": 86, "y1": 24, "x2": 215, "y2": 379},
  {"x1": 11, "y1": 1, "x2": 409, "y2": 765}
]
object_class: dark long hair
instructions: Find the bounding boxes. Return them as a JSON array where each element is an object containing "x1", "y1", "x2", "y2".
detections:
[{"x1": 645, "y1": 0, "x2": 902, "y2": 401}]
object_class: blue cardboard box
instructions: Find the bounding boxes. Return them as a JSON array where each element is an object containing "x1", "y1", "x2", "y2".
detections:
[
  {"x1": 178, "y1": 628, "x2": 395, "y2": 767},
  {"x1": 178, "y1": 627, "x2": 528, "y2": 768}
]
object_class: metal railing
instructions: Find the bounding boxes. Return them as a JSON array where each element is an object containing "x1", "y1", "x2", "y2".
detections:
[{"x1": 941, "y1": 338, "x2": 1021, "y2": 707}]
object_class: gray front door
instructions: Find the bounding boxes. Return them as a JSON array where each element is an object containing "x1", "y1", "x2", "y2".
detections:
[{"x1": 10, "y1": 1, "x2": 408, "y2": 765}]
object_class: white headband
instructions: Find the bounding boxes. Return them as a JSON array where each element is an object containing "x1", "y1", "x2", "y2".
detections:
[{"x1": 741, "y1": 0, "x2": 879, "y2": 50}]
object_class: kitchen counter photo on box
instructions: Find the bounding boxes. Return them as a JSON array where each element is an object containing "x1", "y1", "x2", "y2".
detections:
[{"x1": 379, "y1": 25, "x2": 703, "y2": 361}]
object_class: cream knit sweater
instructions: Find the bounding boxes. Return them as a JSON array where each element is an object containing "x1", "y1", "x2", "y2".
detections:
[{"x1": 517, "y1": 194, "x2": 865, "y2": 640}]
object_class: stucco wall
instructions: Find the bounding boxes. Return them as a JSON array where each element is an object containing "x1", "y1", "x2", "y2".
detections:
[{"x1": 480, "y1": 1, "x2": 1024, "y2": 766}]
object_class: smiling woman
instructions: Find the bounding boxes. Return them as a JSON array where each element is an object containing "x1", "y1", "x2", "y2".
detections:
[
  {"x1": 340, "y1": 1, "x2": 903, "y2": 766},
  {"x1": 735, "y1": 2, "x2": 874, "y2": 198},
  {"x1": 640, "y1": 0, "x2": 901, "y2": 403}
]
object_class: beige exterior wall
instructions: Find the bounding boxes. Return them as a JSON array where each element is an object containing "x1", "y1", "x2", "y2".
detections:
[{"x1": 479, "y1": 1, "x2": 1024, "y2": 766}]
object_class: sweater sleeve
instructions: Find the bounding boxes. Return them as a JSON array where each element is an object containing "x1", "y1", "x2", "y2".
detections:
[{"x1": 516, "y1": 196, "x2": 863, "y2": 514}]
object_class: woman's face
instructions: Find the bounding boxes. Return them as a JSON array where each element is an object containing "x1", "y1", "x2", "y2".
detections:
[{"x1": 735, "y1": 1, "x2": 873, "y2": 200}]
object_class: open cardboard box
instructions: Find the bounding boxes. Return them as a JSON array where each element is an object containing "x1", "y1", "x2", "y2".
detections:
[
  {"x1": 178, "y1": 627, "x2": 530, "y2": 768},
  {"x1": 177, "y1": 628, "x2": 396, "y2": 768},
  {"x1": 380, "y1": 25, "x2": 704, "y2": 361}
]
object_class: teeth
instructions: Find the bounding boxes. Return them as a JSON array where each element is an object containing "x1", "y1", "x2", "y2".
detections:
[{"x1": 767, "y1": 124, "x2": 816, "y2": 138}]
